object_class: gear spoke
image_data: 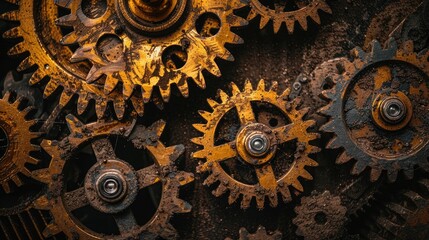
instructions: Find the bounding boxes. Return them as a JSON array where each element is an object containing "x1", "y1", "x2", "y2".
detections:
[
  {"x1": 91, "y1": 138, "x2": 116, "y2": 162},
  {"x1": 273, "y1": 124, "x2": 296, "y2": 144},
  {"x1": 63, "y1": 187, "x2": 89, "y2": 212},
  {"x1": 255, "y1": 164, "x2": 277, "y2": 191},
  {"x1": 237, "y1": 101, "x2": 256, "y2": 125},
  {"x1": 114, "y1": 209, "x2": 138, "y2": 234},
  {"x1": 137, "y1": 165, "x2": 161, "y2": 189}
]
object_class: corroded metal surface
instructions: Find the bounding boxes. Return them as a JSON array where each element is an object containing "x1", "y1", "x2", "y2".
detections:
[{"x1": 226, "y1": 226, "x2": 282, "y2": 240}]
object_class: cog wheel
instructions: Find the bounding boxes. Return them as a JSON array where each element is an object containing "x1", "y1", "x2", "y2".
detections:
[
  {"x1": 31, "y1": 115, "x2": 194, "y2": 239},
  {"x1": 318, "y1": 39, "x2": 429, "y2": 182},
  {"x1": 293, "y1": 191, "x2": 348, "y2": 240},
  {"x1": 56, "y1": 0, "x2": 248, "y2": 102},
  {"x1": 0, "y1": 0, "x2": 144, "y2": 119},
  {"x1": 246, "y1": 0, "x2": 332, "y2": 34},
  {"x1": 366, "y1": 177, "x2": 429, "y2": 240},
  {"x1": 0, "y1": 92, "x2": 40, "y2": 194},
  {"x1": 192, "y1": 79, "x2": 319, "y2": 209},
  {"x1": 226, "y1": 226, "x2": 282, "y2": 240}
]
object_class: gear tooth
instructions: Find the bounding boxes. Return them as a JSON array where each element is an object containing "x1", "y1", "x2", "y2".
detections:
[
  {"x1": 130, "y1": 96, "x2": 144, "y2": 117},
  {"x1": 95, "y1": 99, "x2": 108, "y2": 119},
  {"x1": 259, "y1": 16, "x2": 270, "y2": 29},
  {"x1": 55, "y1": 0, "x2": 73, "y2": 8},
  {"x1": 386, "y1": 37, "x2": 398, "y2": 50},
  {"x1": 272, "y1": 19, "x2": 282, "y2": 34},
  {"x1": 320, "y1": 120, "x2": 335, "y2": 133},
  {"x1": 65, "y1": 114, "x2": 83, "y2": 133},
  {"x1": 217, "y1": 89, "x2": 229, "y2": 102},
  {"x1": 177, "y1": 171, "x2": 194, "y2": 186},
  {"x1": 230, "y1": 82, "x2": 241, "y2": 95},
  {"x1": 159, "y1": 86, "x2": 171, "y2": 102},
  {"x1": 386, "y1": 168, "x2": 399, "y2": 182},
  {"x1": 40, "y1": 140, "x2": 57, "y2": 158},
  {"x1": 268, "y1": 192, "x2": 278, "y2": 207},
  {"x1": 319, "y1": 1, "x2": 333, "y2": 14},
  {"x1": 195, "y1": 71, "x2": 207, "y2": 89},
  {"x1": 202, "y1": 172, "x2": 218, "y2": 185},
  {"x1": 28, "y1": 156, "x2": 40, "y2": 165},
  {"x1": 59, "y1": 91, "x2": 74, "y2": 108},
  {"x1": 351, "y1": 161, "x2": 367, "y2": 176},
  {"x1": 55, "y1": 14, "x2": 76, "y2": 27},
  {"x1": 192, "y1": 124, "x2": 206, "y2": 133},
  {"x1": 285, "y1": 18, "x2": 295, "y2": 34},
  {"x1": 60, "y1": 31, "x2": 79, "y2": 45},
  {"x1": 198, "y1": 110, "x2": 212, "y2": 121},
  {"x1": 159, "y1": 223, "x2": 178, "y2": 240},
  {"x1": 113, "y1": 100, "x2": 126, "y2": 120},
  {"x1": 311, "y1": 12, "x2": 322, "y2": 25},
  {"x1": 370, "y1": 40, "x2": 383, "y2": 55},
  {"x1": 387, "y1": 202, "x2": 413, "y2": 216},
  {"x1": 0, "y1": 10, "x2": 19, "y2": 21},
  {"x1": 326, "y1": 136, "x2": 341, "y2": 149},
  {"x1": 256, "y1": 196, "x2": 265, "y2": 209},
  {"x1": 11, "y1": 175, "x2": 23, "y2": 187},
  {"x1": 122, "y1": 80, "x2": 134, "y2": 100},
  {"x1": 33, "y1": 195, "x2": 50, "y2": 210},
  {"x1": 29, "y1": 68, "x2": 45, "y2": 85},
  {"x1": 370, "y1": 168, "x2": 383, "y2": 182},
  {"x1": 219, "y1": 49, "x2": 235, "y2": 62},
  {"x1": 292, "y1": 181, "x2": 304, "y2": 192},
  {"x1": 244, "y1": 79, "x2": 253, "y2": 92},
  {"x1": 141, "y1": 84, "x2": 154, "y2": 103},
  {"x1": 375, "y1": 217, "x2": 400, "y2": 234},
  {"x1": 241, "y1": 194, "x2": 252, "y2": 209},
  {"x1": 3, "y1": 26, "x2": 21, "y2": 39},
  {"x1": 257, "y1": 79, "x2": 266, "y2": 91},
  {"x1": 206, "y1": 61, "x2": 222, "y2": 77},
  {"x1": 206, "y1": 98, "x2": 219, "y2": 109},
  {"x1": 190, "y1": 137, "x2": 204, "y2": 147},
  {"x1": 247, "y1": 8, "x2": 258, "y2": 21},
  {"x1": 8, "y1": 42, "x2": 27, "y2": 56},
  {"x1": 402, "y1": 40, "x2": 415, "y2": 53},
  {"x1": 43, "y1": 223, "x2": 61, "y2": 238},
  {"x1": 43, "y1": 80, "x2": 59, "y2": 99},
  {"x1": 300, "y1": 169, "x2": 313, "y2": 180},
  {"x1": 77, "y1": 94, "x2": 89, "y2": 115},
  {"x1": 297, "y1": 17, "x2": 308, "y2": 31},
  {"x1": 270, "y1": 81, "x2": 279, "y2": 92},
  {"x1": 2, "y1": 91, "x2": 11, "y2": 101},
  {"x1": 177, "y1": 81, "x2": 189, "y2": 98},
  {"x1": 212, "y1": 183, "x2": 228, "y2": 197},
  {"x1": 228, "y1": 14, "x2": 248, "y2": 28},
  {"x1": 278, "y1": 184, "x2": 292, "y2": 202},
  {"x1": 335, "y1": 151, "x2": 351, "y2": 164},
  {"x1": 173, "y1": 198, "x2": 192, "y2": 213},
  {"x1": 279, "y1": 88, "x2": 290, "y2": 100},
  {"x1": 150, "y1": 120, "x2": 166, "y2": 138},
  {"x1": 1, "y1": 182, "x2": 11, "y2": 194},
  {"x1": 228, "y1": 190, "x2": 240, "y2": 205}
]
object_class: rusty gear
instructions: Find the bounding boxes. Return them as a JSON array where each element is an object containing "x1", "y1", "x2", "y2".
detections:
[
  {"x1": 226, "y1": 226, "x2": 282, "y2": 240},
  {"x1": 366, "y1": 177, "x2": 429, "y2": 240},
  {"x1": 0, "y1": 92, "x2": 40, "y2": 194},
  {"x1": 56, "y1": 0, "x2": 247, "y2": 103},
  {"x1": 31, "y1": 115, "x2": 194, "y2": 239},
  {"x1": 192, "y1": 80, "x2": 319, "y2": 209},
  {"x1": 246, "y1": 0, "x2": 332, "y2": 34},
  {"x1": 318, "y1": 39, "x2": 429, "y2": 182},
  {"x1": 0, "y1": 0, "x2": 144, "y2": 119},
  {"x1": 293, "y1": 191, "x2": 348, "y2": 240}
]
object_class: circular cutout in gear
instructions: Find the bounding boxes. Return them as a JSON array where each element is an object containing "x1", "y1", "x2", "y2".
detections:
[
  {"x1": 318, "y1": 39, "x2": 429, "y2": 182},
  {"x1": 192, "y1": 79, "x2": 319, "y2": 209}
]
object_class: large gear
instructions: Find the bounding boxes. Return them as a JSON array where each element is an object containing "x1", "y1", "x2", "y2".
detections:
[
  {"x1": 0, "y1": 92, "x2": 40, "y2": 194},
  {"x1": 192, "y1": 79, "x2": 319, "y2": 209},
  {"x1": 226, "y1": 226, "x2": 282, "y2": 240},
  {"x1": 56, "y1": 0, "x2": 247, "y2": 102},
  {"x1": 365, "y1": 177, "x2": 429, "y2": 240},
  {"x1": 293, "y1": 191, "x2": 348, "y2": 240},
  {"x1": 246, "y1": 0, "x2": 332, "y2": 34},
  {"x1": 31, "y1": 115, "x2": 194, "y2": 239},
  {"x1": 318, "y1": 39, "x2": 429, "y2": 182}
]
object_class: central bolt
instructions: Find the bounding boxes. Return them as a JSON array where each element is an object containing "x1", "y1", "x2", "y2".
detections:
[
  {"x1": 128, "y1": 0, "x2": 175, "y2": 22},
  {"x1": 380, "y1": 97, "x2": 407, "y2": 124},
  {"x1": 97, "y1": 174, "x2": 126, "y2": 203},
  {"x1": 245, "y1": 132, "x2": 270, "y2": 157}
]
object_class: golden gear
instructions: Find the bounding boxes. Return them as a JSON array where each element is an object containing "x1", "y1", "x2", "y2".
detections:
[
  {"x1": 0, "y1": 92, "x2": 40, "y2": 194},
  {"x1": 0, "y1": 0, "x2": 144, "y2": 119},
  {"x1": 31, "y1": 115, "x2": 194, "y2": 239},
  {"x1": 55, "y1": 0, "x2": 248, "y2": 103},
  {"x1": 318, "y1": 39, "x2": 429, "y2": 182},
  {"x1": 246, "y1": 0, "x2": 332, "y2": 34},
  {"x1": 226, "y1": 226, "x2": 282, "y2": 240},
  {"x1": 192, "y1": 80, "x2": 319, "y2": 209}
]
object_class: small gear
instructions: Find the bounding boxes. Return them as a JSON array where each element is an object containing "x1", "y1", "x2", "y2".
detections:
[
  {"x1": 192, "y1": 79, "x2": 319, "y2": 209},
  {"x1": 246, "y1": 0, "x2": 332, "y2": 33},
  {"x1": 0, "y1": 0, "x2": 143, "y2": 119},
  {"x1": 226, "y1": 226, "x2": 282, "y2": 240},
  {"x1": 365, "y1": 177, "x2": 429, "y2": 240},
  {"x1": 0, "y1": 92, "x2": 40, "y2": 193},
  {"x1": 56, "y1": 0, "x2": 247, "y2": 102},
  {"x1": 318, "y1": 39, "x2": 429, "y2": 182},
  {"x1": 31, "y1": 115, "x2": 194, "y2": 239},
  {"x1": 293, "y1": 191, "x2": 348, "y2": 240}
]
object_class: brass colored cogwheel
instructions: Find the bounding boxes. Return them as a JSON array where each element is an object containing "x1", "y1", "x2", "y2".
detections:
[
  {"x1": 32, "y1": 115, "x2": 194, "y2": 239},
  {"x1": 0, "y1": 0, "x2": 140, "y2": 119},
  {"x1": 56, "y1": 0, "x2": 247, "y2": 103},
  {"x1": 226, "y1": 226, "x2": 282, "y2": 240},
  {"x1": 319, "y1": 39, "x2": 429, "y2": 182},
  {"x1": 0, "y1": 92, "x2": 40, "y2": 193},
  {"x1": 192, "y1": 80, "x2": 319, "y2": 209},
  {"x1": 246, "y1": 0, "x2": 332, "y2": 33}
]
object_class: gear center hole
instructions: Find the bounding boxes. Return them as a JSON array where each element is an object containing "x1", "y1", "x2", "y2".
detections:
[{"x1": 314, "y1": 211, "x2": 328, "y2": 225}]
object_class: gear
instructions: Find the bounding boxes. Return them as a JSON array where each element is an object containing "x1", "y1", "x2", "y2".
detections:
[
  {"x1": 0, "y1": 0, "x2": 144, "y2": 119},
  {"x1": 31, "y1": 115, "x2": 194, "y2": 239},
  {"x1": 55, "y1": 0, "x2": 247, "y2": 103},
  {"x1": 192, "y1": 79, "x2": 319, "y2": 209},
  {"x1": 318, "y1": 39, "x2": 429, "y2": 182},
  {"x1": 0, "y1": 92, "x2": 40, "y2": 194},
  {"x1": 293, "y1": 191, "x2": 348, "y2": 240},
  {"x1": 365, "y1": 177, "x2": 429, "y2": 240},
  {"x1": 226, "y1": 226, "x2": 282, "y2": 240},
  {"x1": 246, "y1": 0, "x2": 332, "y2": 34}
]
